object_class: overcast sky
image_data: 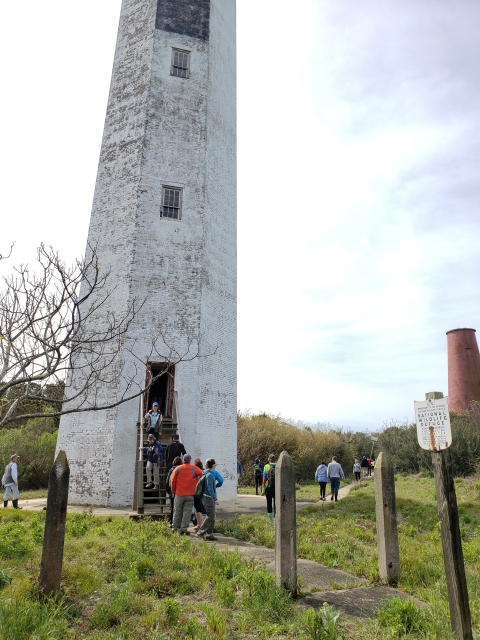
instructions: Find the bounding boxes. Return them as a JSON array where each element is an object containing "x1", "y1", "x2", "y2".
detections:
[{"x1": 1, "y1": 1, "x2": 479, "y2": 431}]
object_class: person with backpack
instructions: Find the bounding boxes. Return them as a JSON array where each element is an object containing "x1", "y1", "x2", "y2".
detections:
[
  {"x1": 195, "y1": 458, "x2": 219, "y2": 541},
  {"x1": 193, "y1": 458, "x2": 205, "y2": 531},
  {"x1": 2, "y1": 454, "x2": 22, "y2": 509},
  {"x1": 171, "y1": 454, "x2": 202, "y2": 534},
  {"x1": 165, "y1": 456, "x2": 182, "y2": 526},
  {"x1": 253, "y1": 457, "x2": 263, "y2": 495},
  {"x1": 262, "y1": 454, "x2": 276, "y2": 522}
]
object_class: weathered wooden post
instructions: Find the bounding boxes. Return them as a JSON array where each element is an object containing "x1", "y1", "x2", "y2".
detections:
[
  {"x1": 414, "y1": 392, "x2": 472, "y2": 640},
  {"x1": 38, "y1": 450, "x2": 70, "y2": 597},
  {"x1": 275, "y1": 451, "x2": 297, "y2": 596},
  {"x1": 374, "y1": 452, "x2": 400, "y2": 584}
]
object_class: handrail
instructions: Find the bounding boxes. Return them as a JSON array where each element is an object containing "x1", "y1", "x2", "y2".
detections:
[
  {"x1": 173, "y1": 391, "x2": 182, "y2": 445},
  {"x1": 136, "y1": 392, "x2": 145, "y2": 514}
]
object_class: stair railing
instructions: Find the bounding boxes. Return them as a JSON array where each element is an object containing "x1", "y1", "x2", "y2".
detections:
[{"x1": 135, "y1": 392, "x2": 145, "y2": 515}]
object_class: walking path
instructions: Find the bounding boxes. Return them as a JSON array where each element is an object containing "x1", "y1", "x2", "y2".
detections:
[{"x1": 19, "y1": 477, "x2": 422, "y2": 618}]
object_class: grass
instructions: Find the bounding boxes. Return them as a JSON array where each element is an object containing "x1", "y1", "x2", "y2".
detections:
[
  {"x1": 220, "y1": 474, "x2": 480, "y2": 638},
  {"x1": 0, "y1": 509, "x2": 346, "y2": 639},
  {"x1": 15, "y1": 488, "x2": 49, "y2": 500},
  {"x1": 2, "y1": 475, "x2": 480, "y2": 638}
]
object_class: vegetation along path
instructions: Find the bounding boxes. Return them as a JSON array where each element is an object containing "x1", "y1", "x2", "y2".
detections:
[{"x1": 22, "y1": 478, "x2": 421, "y2": 619}]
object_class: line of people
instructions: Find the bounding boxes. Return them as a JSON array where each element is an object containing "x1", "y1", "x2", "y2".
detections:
[
  {"x1": 140, "y1": 427, "x2": 224, "y2": 541},
  {"x1": 165, "y1": 454, "x2": 223, "y2": 541}
]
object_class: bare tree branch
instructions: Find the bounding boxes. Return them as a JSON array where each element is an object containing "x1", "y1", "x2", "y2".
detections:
[{"x1": 0, "y1": 245, "x2": 216, "y2": 427}]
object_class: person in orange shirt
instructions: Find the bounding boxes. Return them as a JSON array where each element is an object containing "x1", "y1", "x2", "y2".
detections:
[{"x1": 170, "y1": 454, "x2": 203, "y2": 534}]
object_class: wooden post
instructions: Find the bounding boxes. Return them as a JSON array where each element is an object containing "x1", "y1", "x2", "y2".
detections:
[
  {"x1": 374, "y1": 452, "x2": 400, "y2": 584},
  {"x1": 275, "y1": 451, "x2": 297, "y2": 596},
  {"x1": 426, "y1": 391, "x2": 472, "y2": 640},
  {"x1": 38, "y1": 450, "x2": 70, "y2": 597}
]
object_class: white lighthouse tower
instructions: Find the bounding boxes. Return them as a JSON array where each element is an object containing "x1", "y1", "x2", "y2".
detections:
[{"x1": 56, "y1": 0, "x2": 236, "y2": 507}]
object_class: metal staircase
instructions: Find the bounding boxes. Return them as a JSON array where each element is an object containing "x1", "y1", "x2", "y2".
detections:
[{"x1": 132, "y1": 391, "x2": 181, "y2": 519}]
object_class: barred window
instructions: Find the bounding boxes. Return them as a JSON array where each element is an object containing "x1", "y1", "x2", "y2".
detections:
[
  {"x1": 161, "y1": 187, "x2": 182, "y2": 220},
  {"x1": 171, "y1": 49, "x2": 190, "y2": 79}
]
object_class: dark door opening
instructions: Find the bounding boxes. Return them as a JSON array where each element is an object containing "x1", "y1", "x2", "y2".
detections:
[{"x1": 145, "y1": 363, "x2": 175, "y2": 418}]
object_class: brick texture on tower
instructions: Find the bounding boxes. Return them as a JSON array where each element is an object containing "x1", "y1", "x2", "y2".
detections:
[
  {"x1": 446, "y1": 328, "x2": 480, "y2": 413},
  {"x1": 56, "y1": 0, "x2": 237, "y2": 507}
]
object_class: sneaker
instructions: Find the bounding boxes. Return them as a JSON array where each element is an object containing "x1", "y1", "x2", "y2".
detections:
[
  {"x1": 179, "y1": 530, "x2": 190, "y2": 536},
  {"x1": 145, "y1": 483, "x2": 153, "y2": 489},
  {"x1": 195, "y1": 533, "x2": 205, "y2": 539},
  {"x1": 193, "y1": 525, "x2": 201, "y2": 531},
  {"x1": 153, "y1": 485, "x2": 159, "y2": 490},
  {"x1": 205, "y1": 535, "x2": 218, "y2": 542}
]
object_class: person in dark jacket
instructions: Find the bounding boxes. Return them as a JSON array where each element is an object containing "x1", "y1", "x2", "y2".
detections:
[
  {"x1": 165, "y1": 456, "x2": 182, "y2": 525},
  {"x1": 165, "y1": 435, "x2": 187, "y2": 472},
  {"x1": 141, "y1": 434, "x2": 163, "y2": 490},
  {"x1": 253, "y1": 457, "x2": 263, "y2": 495},
  {"x1": 360, "y1": 456, "x2": 369, "y2": 477}
]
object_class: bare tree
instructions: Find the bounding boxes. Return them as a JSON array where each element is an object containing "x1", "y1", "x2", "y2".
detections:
[{"x1": 0, "y1": 244, "x2": 207, "y2": 427}]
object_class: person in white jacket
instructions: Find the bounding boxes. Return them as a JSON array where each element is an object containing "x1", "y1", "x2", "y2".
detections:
[{"x1": 2, "y1": 453, "x2": 22, "y2": 509}]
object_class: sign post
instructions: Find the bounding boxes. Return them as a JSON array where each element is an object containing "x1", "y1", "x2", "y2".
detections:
[{"x1": 414, "y1": 392, "x2": 472, "y2": 640}]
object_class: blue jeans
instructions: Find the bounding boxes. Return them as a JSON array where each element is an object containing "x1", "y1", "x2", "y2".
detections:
[
  {"x1": 4, "y1": 484, "x2": 19, "y2": 501},
  {"x1": 330, "y1": 477, "x2": 340, "y2": 497}
]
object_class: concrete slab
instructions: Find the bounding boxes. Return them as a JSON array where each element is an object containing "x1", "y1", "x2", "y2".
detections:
[{"x1": 299, "y1": 587, "x2": 424, "y2": 619}]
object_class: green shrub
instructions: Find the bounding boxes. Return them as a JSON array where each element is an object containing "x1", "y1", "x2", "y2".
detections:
[
  {"x1": 303, "y1": 605, "x2": 343, "y2": 640},
  {"x1": 237, "y1": 413, "x2": 357, "y2": 485},
  {"x1": 0, "y1": 415, "x2": 57, "y2": 489},
  {"x1": 376, "y1": 598, "x2": 426, "y2": 637},
  {"x1": 161, "y1": 597, "x2": 181, "y2": 625},
  {"x1": 204, "y1": 604, "x2": 227, "y2": 639},
  {"x1": 0, "y1": 597, "x2": 70, "y2": 640},
  {"x1": 0, "y1": 569, "x2": 12, "y2": 590},
  {"x1": 66, "y1": 510, "x2": 95, "y2": 538},
  {"x1": 0, "y1": 522, "x2": 34, "y2": 559}
]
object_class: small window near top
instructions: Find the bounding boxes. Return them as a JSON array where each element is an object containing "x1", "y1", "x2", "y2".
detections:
[
  {"x1": 161, "y1": 187, "x2": 182, "y2": 220},
  {"x1": 171, "y1": 49, "x2": 190, "y2": 79}
]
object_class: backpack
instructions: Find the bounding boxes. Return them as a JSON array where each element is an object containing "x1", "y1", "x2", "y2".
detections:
[
  {"x1": 267, "y1": 464, "x2": 276, "y2": 489},
  {"x1": 195, "y1": 474, "x2": 206, "y2": 497}
]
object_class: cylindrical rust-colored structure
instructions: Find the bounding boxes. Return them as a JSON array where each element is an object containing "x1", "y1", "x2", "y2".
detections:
[{"x1": 446, "y1": 328, "x2": 480, "y2": 413}]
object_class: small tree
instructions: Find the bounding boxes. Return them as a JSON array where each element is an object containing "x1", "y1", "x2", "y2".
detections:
[{"x1": 0, "y1": 244, "x2": 207, "y2": 427}]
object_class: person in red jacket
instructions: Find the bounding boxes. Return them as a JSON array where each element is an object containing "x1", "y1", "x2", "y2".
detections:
[{"x1": 170, "y1": 454, "x2": 202, "y2": 534}]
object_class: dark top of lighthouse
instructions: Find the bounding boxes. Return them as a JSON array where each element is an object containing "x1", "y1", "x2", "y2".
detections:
[{"x1": 156, "y1": 0, "x2": 210, "y2": 40}]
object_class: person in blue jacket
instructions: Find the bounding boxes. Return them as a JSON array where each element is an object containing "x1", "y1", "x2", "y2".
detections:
[
  {"x1": 196, "y1": 458, "x2": 219, "y2": 541},
  {"x1": 315, "y1": 461, "x2": 328, "y2": 501},
  {"x1": 141, "y1": 433, "x2": 163, "y2": 490}
]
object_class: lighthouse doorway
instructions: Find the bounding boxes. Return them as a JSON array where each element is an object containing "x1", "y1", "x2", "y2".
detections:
[{"x1": 145, "y1": 363, "x2": 175, "y2": 419}]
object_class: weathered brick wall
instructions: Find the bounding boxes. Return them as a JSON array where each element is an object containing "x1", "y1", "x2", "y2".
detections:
[{"x1": 57, "y1": 0, "x2": 237, "y2": 506}]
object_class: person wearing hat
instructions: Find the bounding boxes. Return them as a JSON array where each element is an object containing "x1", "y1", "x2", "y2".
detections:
[
  {"x1": 2, "y1": 454, "x2": 22, "y2": 509},
  {"x1": 144, "y1": 402, "x2": 163, "y2": 439},
  {"x1": 170, "y1": 454, "x2": 202, "y2": 534},
  {"x1": 140, "y1": 434, "x2": 163, "y2": 490}
]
